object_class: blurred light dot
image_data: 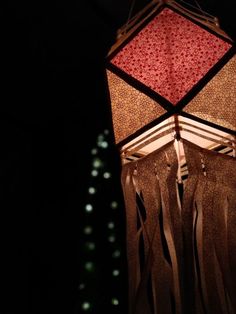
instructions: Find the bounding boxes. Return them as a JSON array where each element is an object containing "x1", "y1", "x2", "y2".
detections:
[
  {"x1": 97, "y1": 134, "x2": 104, "y2": 142},
  {"x1": 82, "y1": 302, "x2": 91, "y2": 311},
  {"x1": 86, "y1": 242, "x2": 96, "y2": 251},
  {"x1": 83, "y1": 226, "x2": 93, "y2": 235},
  {"x1": 78, "y1": 283, "x2": 85, "y2": 290},
  {"x1": 108, "y1": 235, "x2": 116, "y2": 243},
  {"x1": 111, "y1": 298, "x2": 119, "y2": 305},
  {"x1": 108, "y1": 222, "x2": 115, "y2": 229},
  {"x1": 110, "y1": 201, "x2": 118, "y2": 209},
  {"x1": 93, "y1": 158, "x2": 102, "y2": 169},
  {"x1": 112, "y1": 250, "x2": 121, "y2": 258},
  {"x1": 104, "y1": 129, "x2": 109, "y2": 135},
  {"x1": 103, "y1": 172, "x2": 111, "y2": 179},
  {"x1": 112, "y1": 269, "x2": 120, "y2": 276},
  {"x1": 85, "y1": 204, "x2": 93, "y2": 212},
  {"x1": 85, "y1": 262, "x2": 95, "y2": 272},
  {"x1": 100, "y1": 141, "x2": 108, "y2": 148},
  {"x1": 91, "y1": 148, "x2": 98, "y2": 155},
  {"x1": 88, "y1": 187, "x2": 96, "y2": 194},
  {"x1": 91, "y1": 169, "x2": 98, "y2": 177}
]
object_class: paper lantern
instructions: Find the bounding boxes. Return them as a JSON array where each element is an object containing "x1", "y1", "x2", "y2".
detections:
[{"x1": 106, "y1": 1, "x2": 236, "y2": 313}]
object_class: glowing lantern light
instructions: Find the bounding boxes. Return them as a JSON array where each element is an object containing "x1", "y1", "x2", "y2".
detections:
[{"x1": 106, "y1": 1, "x2": 236, "y2": 313}]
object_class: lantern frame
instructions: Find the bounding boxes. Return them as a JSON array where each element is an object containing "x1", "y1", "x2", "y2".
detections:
[{"x1": 106, "y1": 0, "x2": 236, "y2": 152}]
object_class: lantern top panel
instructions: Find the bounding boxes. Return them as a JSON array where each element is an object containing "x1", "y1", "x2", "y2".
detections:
[{"x1": 109, "y1": 7, "x2": 232, "y2": 106}]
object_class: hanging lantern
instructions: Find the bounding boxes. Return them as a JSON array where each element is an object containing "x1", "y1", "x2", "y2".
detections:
[{"x1": 106, "y1": 1, "x2": 236, "y2": 313}]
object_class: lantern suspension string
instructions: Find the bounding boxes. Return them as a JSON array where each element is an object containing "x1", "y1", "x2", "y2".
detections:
[
  {"x1": 178, "y1": 0, "x2": 215, "y2": 19},
  {"x1": 193, "y1": 0, "x2": 209, "y2": 20},
  {"x1": 124, "y1": 0, "x2": 137, "y2": 33}
]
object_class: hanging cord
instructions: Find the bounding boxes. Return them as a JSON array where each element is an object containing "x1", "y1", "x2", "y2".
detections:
[
  {"x1": 124, "y1": 0, "x2": 137, "y2": 34},
  {"x1": 192, "y1": 0, "x2": 219, "y2": 24},
  {"x1": 178, "y1": 0, "x2": 214, "y2": 18},
  {"x1": 193, "y1": 0, "x2": 204, "y2": 13},
  {"x1": 172, "y1": 0, "x2": 227, "y2": 38},
  {"x1": 178, "y1": 0, "x2": 220, "y2": 26}
]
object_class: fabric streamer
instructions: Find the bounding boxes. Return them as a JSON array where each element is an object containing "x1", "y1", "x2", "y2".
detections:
[{"x1": 121, "y1": 139, "x2": 236, "y2": 314}]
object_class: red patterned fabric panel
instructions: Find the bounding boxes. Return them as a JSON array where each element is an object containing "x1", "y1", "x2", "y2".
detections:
[{"x1": 111, "y1": 8, "x2": 231, "y2": 105}]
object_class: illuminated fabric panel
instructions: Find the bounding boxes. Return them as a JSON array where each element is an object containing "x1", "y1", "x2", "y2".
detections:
[
  {"x1": 183, "y1": 55, "x2": 236, "y2": 131},
  {"x1": 110, "y1": 7, "x2": 232, "y2": 105},
  {"x1": 107, "y1": 70, "x2": 166, "y2": 143}
]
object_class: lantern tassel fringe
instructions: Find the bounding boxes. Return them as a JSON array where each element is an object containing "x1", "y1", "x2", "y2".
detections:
[{"x1": 121, "y1": 139, "x2": 236, "y2": 314}]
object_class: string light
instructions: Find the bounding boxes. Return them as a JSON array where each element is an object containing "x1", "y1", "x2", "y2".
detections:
[
  {"x1": 112, "y1": 269, "x2": 120, "y2": 277},
  {"x1": 110, "y1": 201, "x2": 118, "y2": 209},
  {"x1": 101, "y1": 141, "x2": 109, "y2": 148},
  {"x1": 92, "y1": 158, "x2": 103, "y2": 169},
  {"x1": 91, "y1": 148, "x2": 98, "y2": 155},
  {"x1": 80, "y1": 129, "x2": 124, "y2": 312},
  {"x1": 108, "y1": 235, "x2": 116, "y2": 243},
  {"x1": 85, "y1": 204, "x2": 93, "y2": 213},
  {"x1": 91, "y1": 169, "x2": 98, "y2": 177},
  {"x1": 111, "y1": 298, "x2": 119, "y2": 306},
  {"x1": 84, "y1": 262, "x2": 95, "y2": 272},
  {"x1": 78, "y1": 283, "x2": 85, "y2": 290},
  {"x1": 81, "y1": 302, "x2": 92, "y2": 311},
  {"x1": 112, "y1": 250, "x2": 121, "y2": 258},
  {"x1": 107, "y1": 222, "x2": 115, "y2": 229},
  {"x1": 103, "y1": 171, "x2": 111, "y2": 179},
  {"x1": 85, "y1": 242, "x2": 96, "y2": 251},
  {"x1": 83, "y1": 226, "x2": 93, "y2": 235},
  {"x1": 88, "y1": 187, "x2": 96, "y2": 194}
]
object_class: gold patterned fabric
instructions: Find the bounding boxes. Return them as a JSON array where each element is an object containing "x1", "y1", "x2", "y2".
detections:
[
  {"x1": 106, "y1": 70, "x2": 166, "y2": 143},
  {"x1": 121, "y1": 139, "x2": 236, "y2": 314},
  {"x1": 183, "y1": 55, "x2": 236, "y2": 132}
]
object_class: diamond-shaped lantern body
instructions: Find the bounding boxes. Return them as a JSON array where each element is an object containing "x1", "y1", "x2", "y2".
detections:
[
  {"x1": 106, "y1": 0, "x2": 236, "y2": 155},
  {"x1": 105, "y1": 2, "x2": 236, "y2": 314}
]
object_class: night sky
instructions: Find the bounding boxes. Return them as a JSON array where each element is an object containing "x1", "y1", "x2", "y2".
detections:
[{"x1": 0, "y1": 1, "x2": 235, "y2": 313}]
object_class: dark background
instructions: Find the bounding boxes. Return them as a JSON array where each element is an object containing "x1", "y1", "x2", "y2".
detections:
[{"x1": 0, "y1": 1, "x2": 235, "y2": 313}]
